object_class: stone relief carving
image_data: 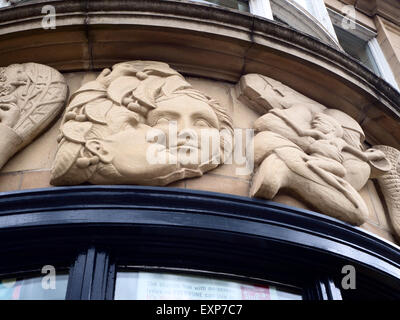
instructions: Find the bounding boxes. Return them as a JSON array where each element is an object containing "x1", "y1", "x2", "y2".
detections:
[
  {"x1": 0, "y1": 63, "x2": 67, "y2": 170},
  {"x1": 374, "y1": 145, "x2": 400, "y2": 239},
  {"x1": 237, "y1": 73, "x2": 391, "y2": 226},
  {"x1": 51, "y1": 61, "x2": 233, "y2": 186},
  {"x1": 49, "y1": 61, "x2": 398, "y2": 230}
]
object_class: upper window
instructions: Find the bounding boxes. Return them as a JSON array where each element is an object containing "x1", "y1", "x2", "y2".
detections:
[
  {"x1": 290, "y1": 0, "x2": 338, "y2": 40},
  {"x1": 328, "y1": 8, "x2": 399, "y2": 91},
  {"x1": 190, "y1": 0, "x2": 250, "y2": 12},
  {"x1": 0, "y1": 0, "x2": 24, "y2": 8},
  {"x1": 269, "y1": 0, "x2": 341, "y2": 49},
  {"x1": 190, "y1": 0, "x2": 400, "y2": 89},
  {"x1": 334, "y1": 25, "x2": 379, "y2": 73}
]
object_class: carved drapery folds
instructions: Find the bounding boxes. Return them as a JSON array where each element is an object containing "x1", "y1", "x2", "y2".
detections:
[
  {"x1": 374, "y1": 145, "x2": 400, "y2": 239},
  {"x1": 51, "y1": 61, "x2": 233, "y2": 186},
  {"x1": 237, "y1": 73, "x2": 392, "y2": 226},
  {"x1": 0, "y1": 63, "x2": 67, "y2": 170}
]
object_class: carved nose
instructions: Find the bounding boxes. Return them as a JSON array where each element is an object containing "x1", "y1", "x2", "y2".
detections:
[
  {"x1": 176, "y1": 118, "x2": 192, "y2": 132},
  {"x1": 177, "y1": 128, "x2": 198, "y2": 148}
]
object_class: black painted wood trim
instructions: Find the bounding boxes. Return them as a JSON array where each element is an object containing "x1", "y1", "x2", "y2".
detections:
[{"x1": 0, "y1": 186, "x2": 399, "y2": 299}]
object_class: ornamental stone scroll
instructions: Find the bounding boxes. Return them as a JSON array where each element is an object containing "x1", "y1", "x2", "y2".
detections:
[
  {"x1": 0, "y1": 63, "x2": 67, "y2": 170},
  {"x1": 236, "y1": 73, "x2": 392, "y2": 226}
]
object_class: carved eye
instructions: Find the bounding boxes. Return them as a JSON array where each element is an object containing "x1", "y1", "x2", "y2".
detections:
[
  {"x1": 194, "y1": 119, "x2": 211, "y2": 128},
  {"x1": 154, "y1": 117, "x2": 170, "y2": 126}
]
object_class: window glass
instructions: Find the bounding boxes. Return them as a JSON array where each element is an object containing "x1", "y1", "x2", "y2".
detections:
[
  {"x1": 0, "y1": 0, "x2": 10, "y2": 9},
  {"x1": 334, "y1": 26, "x2": 379, "y2": 74},
  {"x1": 190, "y1": 0, "x2": 250, "y2": 12},
  {"x1": 115, "y1": 271, "x2": 302, "y2": 300},
  {"x1": 0, "y1": 272, "x2": 69, "y2": 300},
  {"x1": 0, "y1": 0, "x2": 25, "y2": 9}
]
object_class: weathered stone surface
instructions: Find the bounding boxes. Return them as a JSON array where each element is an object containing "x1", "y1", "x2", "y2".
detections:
[
  {"x1": 0, "y1": 63, "x2": 67, "y2": 170},
  {"x1": 185, "y1": 173, "x2": 250, "y2": 197},
  {"x1": 238, "y1": 73, "x2": 392, "y2": 225},
  {"x1": 374, "y1": 145, "x2": 400, "y2": 240},
  {"x1": 0, "y1": 0, "x2": 399, "y2": 151}
]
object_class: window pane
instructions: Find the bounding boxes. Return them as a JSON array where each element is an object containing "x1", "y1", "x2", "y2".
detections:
[
  {"x1": 115, "y1": 271, "x2": 302, "y2": 300},
  {"x1": 0, "y1": 272, "x2": 69, "y2": 300},
  {"x1": 334, "y1": 26, "x2": 380, "y2": 74},
  {"x1": 0, "y1": 0, "x2": 10, "y2": 9},
  {"x1": 189, "y1": 0, "x2": 250, "y2": 12}
]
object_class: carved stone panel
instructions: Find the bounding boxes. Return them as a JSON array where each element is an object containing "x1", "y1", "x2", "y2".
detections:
[
  {"x1": 374, "y1": 145, "x2": 400, "y2": 240},
  {"x1": 237, "y1": 73, "x2": 392, "y2": 226},
  {"x1": 51, "y1": 61, "x2": 233, "y2": 186},
  {"x1": 0, "y1": 63, "x2": 67, "y2": 170}
]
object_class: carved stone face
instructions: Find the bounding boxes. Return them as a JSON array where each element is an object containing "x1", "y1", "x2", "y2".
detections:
[
  {"x1": 51, "y1": 61, "x2": 233, "y2": 187},
  {"x1": 86, "y1": 124, "x2": 180, "y2": 184},
  {"x1": 147, "y1": 94, "x2": 221, "y2": 169},
  {"x1": 84, "y1": 95, "x2": 222, "y2": 184},
  {"x1": 311, "y1": 113, "x2": 340, "y2": 136}
]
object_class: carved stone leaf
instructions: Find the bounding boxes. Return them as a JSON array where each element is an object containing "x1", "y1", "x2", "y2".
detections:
[
  {"x1": 51, "y1": 141, "x2": 83, "y2": 184},
  {"x1": 84, "y1": 99, "x2": 113, "y2": 124},
  {"x1": 161, "y1": 75, "x2": 191, "y2": 96},
  {"x1": 67, "y1": 82, "x2": 108, "y2": 113},
  {"x1": 107, "y1": 76, "x2": 140, "y2": 104},
  {"x1": 132, "y1": 76, "x2": 167, "y2": 108},
  {"x1": 62, "y1": 121, "x2": 92, "y2": 143},
  {"x1": 13, "y1": 63, "x2": 68, "y2": 139}
]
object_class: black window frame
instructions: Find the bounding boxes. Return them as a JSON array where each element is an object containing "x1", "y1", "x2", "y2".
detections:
[{"x1": 0, "y1": 186, "x2": 399, "y2": 300}]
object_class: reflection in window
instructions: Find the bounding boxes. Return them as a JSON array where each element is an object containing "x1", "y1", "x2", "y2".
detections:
[
  {"x1": 115, "y1": 271, "x2": 302, "y2": 300},
  {"x1": 334, "y1": 26, "x2": 379, "y2": 74},
  {"x1": 190, "y1": 0, "x2": 250, "y2": 12},
  {"x1": 0, "y1": 272, "x2": 69, "y2": 300},
  {"x1": 0, "y1": 0, "x2": 26, "y2": 9}
]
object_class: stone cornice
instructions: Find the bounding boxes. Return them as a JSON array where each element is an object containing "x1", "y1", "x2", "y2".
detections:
[
  {"x1": 0, "y1": 0, "x2": 399, "y2": 147},
  {"x1": 348, "y1": 0, "x2": 400, "y2": 27}
]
